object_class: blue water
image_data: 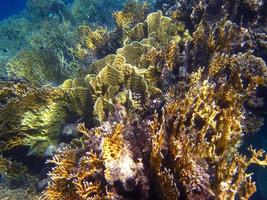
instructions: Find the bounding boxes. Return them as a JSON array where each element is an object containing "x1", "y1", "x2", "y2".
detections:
[
  {"x1": 244, "y1": 118, "x2": 267, "y2": 200},
  {"x1": 0, "y1": 0, "x2": 27, "y2": 20}
]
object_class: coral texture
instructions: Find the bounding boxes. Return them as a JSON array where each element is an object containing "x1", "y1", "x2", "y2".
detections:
[
  {"x1": 0, "y1": 0, "x2": 267, "y2": 199},
  {"x1": 42, "y1": 7, "x2": 267, "y2": 200}
]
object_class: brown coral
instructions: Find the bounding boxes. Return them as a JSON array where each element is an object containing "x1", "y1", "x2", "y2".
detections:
[{"x1": 43, "y1": 121, "x2": 149, "y2": 200}]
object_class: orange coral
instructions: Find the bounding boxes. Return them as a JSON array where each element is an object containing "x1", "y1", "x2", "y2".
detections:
[
  {"x1": 149, "y1": 61, "x2": 267, "y2": 199},
  {"x1": 76, "y1": 25, "x2": 108, "y2": 52},
  {"x1": 42, "y1": 121, "x2": 148, "y2": 199},
  {"x1": 113, "y1": 1, "x2": 149, "y2": 29}
]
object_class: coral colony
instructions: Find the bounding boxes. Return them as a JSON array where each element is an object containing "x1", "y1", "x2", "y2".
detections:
[{"x1": 0, "y1": 0, "x2": 267, "y2": 199}]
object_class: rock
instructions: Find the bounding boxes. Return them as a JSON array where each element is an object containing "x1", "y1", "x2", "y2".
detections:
[{"x1": 62, "y1": 123, "x2": 78, "y2": 138}]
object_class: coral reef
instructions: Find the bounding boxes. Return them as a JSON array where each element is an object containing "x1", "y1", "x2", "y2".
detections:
[
  {"x1": 7, "y1": 49, "x2": 64, "y2": 84},
  {"x1": 0, "y1": 155, "x2": 27, "y2": 181},
  {"x1": 71, "y1": 0, "x2": 126, "y2": 28},
  {"x1": 0, "y1": 186, "x2": 40, "y2": 200},
  {"x1": 0, "y1": 0, "x2": 267, "y2": 199},
  {"x1": 43, "y1": 61, "x2": 267, "y2": 199},
  {"x1": 0, "y1": 80, "x2": 68, "y2": 156},
  {"x1": 42, "y1": 3, "x2": 267, "y2": 200}
]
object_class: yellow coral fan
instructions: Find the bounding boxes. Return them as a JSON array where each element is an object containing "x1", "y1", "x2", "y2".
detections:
[
  {"x1": 123, "y1": 10, "x2": 191, "y2": 47},
  {"x1": 83, "y1": 53, "x2": 161, "y2": 122},
  {"x1": 7, "y1": 49, "x2": 63, "y2": 84},
  {"x1": 76, "y1": 25, "x2": 108, "y2": 52},
  {"x1": 113, "y1": 1, "x2": 149, "y2": 29},
  {"x1": 61, "y1": 78, "x2": 94, "y2": 116},
  {"x1": 0, "y1": 81, "x2": 68, "y2": 156}
]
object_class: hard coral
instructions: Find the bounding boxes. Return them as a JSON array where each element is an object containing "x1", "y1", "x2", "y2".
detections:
[
  {"x1": 0, "y1": 80, "x2": 68, "y2": 156},
  {"x1": 43, "y1": 8, "x2": 267, "y2": 199},
  {"x1": 71, "y1": 0, "x2": 125, "y2": 28},
  {"x1": 45, "y1": 66, "x2": 266, "y2": 199},
  {"x1": 149, "y1": 65, "x2": 267, "y2": 199},
  {"x1": 7, "y1": 49, "x2": 63, "y2": 84},
  {"x1": 1, "y1": 2, "x2": 267, "y2": 199},
  {"x1": 113, "y1": 1, "x2": 149, "y2": 29},
  {"x1": 43, "y1": 122, "x2": 149, "y2": 200}
]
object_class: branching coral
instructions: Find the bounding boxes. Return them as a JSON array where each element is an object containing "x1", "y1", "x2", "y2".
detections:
[
  {"x1": 42, "y1": 121, "x2": 149, "y2": 200},
  {"x1": 149, "y1": 64, "x2": 267, "y2": 199},
  {"x1": 1, "y1": 1, "x2": 267, "y2": 199},
  {"x1": 71, "y1": 24, "x2": 112, "y2": 64},
  {"x1": 40, "y1": 6, "x2": 267, "y2": 199},
  {"x1": 113, "y1": 1, "x2": 149, "y2": 29}
]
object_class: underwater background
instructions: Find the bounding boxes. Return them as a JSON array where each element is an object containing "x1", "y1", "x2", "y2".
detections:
[
  {"x1": 0, "y1": 0, "x2": 26, "y2": 20},
  {"x1": 0, "y1": 0, "x2": 267, "y2": 199}
]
